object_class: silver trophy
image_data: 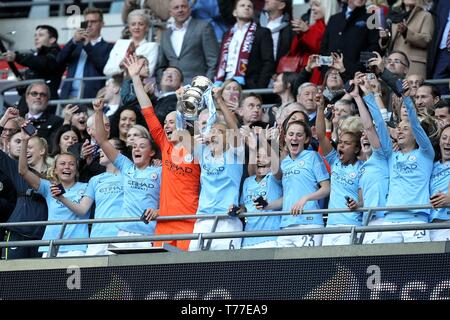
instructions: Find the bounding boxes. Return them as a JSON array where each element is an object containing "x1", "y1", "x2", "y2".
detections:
[{"x1": 177, "y1": 76, "x2": 213, "y2": 120}]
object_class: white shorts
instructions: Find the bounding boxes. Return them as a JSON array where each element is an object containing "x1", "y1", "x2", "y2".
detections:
[
  {"x1": 361, "y1": 217, "x2": 385, "y2": 244},
  {"x1": 42, "y1": 250, "x2": 85, "y2": 258},
  {"x1": 85, "y1": 244, "x2": 115, "y2": 256},
  {"x1": 277, "y1": 224, "x2": 323, "y2": 247},
  {"x1": 430, "y1": 227, "x2": 450, "y2": 242},
  {"x1": 189, "y1": 217, "x2": 243, "y2": 251},
  {"x1": 322, "y1": 224, "x2": 356, "y2": 246},
  {"x1": 113, "y1": 230, "x2": 153, "y2": 249},
  {"x1": 373, "y1": 221, "x2": 430, "y2": 244},
  {"x1": 241, "y1": 240, "x2": 278, "y2": 249}
]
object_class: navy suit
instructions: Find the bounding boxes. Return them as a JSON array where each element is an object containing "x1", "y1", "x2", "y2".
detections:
[
  {"x1": 57, "y1": 38, "x2": 114, "y2": 99},
  {"x1": 241, "y1": 26, "x2": 275, "y2": 89},
  {"x1": 320, "y1": 5, "x2": 380, "y2": 81}
]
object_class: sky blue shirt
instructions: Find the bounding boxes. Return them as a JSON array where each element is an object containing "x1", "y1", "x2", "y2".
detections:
[
  {"x1": 359, "y1": 148, "x2": 389, "y2": 220},
  {"x1": 114, "y1": 154, "x2": 161, "y2": 235},
  {"x1": 361, "y1": 94, "x2": 391, "y2": 220},
  {"x1": 281, "y1": 150, "x2": 329, "y2": 226},
  {"x1": 377, "y1": 97, "x2": 434, "y2": 222},
  {"x1": 85, "y1": 171, "x2": 124, "y2": 238},
  {"x1": 37, "y1": 180, "x2": 88, "y2": 253},
  {"x1": 197, "y1": 146, "x2": 243, "y2": 215},
  {"x1": 325, "y1": 149, "x2": 363, "y2": 226},
  {"x1": 430, "y1": 161, "x2": 450, "y2": 221},
  {"x1": 240, "y1": 174, "x2": 282, "y2": 247}
]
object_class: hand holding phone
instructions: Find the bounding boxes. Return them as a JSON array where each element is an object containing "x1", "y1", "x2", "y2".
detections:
[
  {"x1": 254, "y1": 196, "x2": 268, "y2": 209},
  {"x1": 23, "y1": 122, "x2": 37, "y2": 136},
  {"x1": 228, "y1": 205, "x2": 241, "y2": 217},
  {"x1": 54, "y1": 183, "x2": 66, "y2": 196},
  {"x1": 344, "y1": 80, "x2": 355, "y2": 93},
  {"x1": 318, "y1": 55, "x2": 333, "y2": 66},
  {"x1": 140, "y1": 210, "x2": 149, "y2": 224}
]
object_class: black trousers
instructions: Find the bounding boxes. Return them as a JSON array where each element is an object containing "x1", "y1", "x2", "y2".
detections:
[{"x1": 1, "y1": 229, "x2": 42, "y2": 260}]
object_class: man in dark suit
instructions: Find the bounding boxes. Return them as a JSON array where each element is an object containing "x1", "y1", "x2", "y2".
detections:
[
  {"x1": 428, "y1": 0, "x2": 450, "y2": 95},
  {"x1": 156, "y1": 0, "x2": 219, "y2": 85},
  {"x1": 3, "y1": 25, "x2": 64, "y2": 114},
  {"x1": 259, "y1": 0, "x2": 295, "y2": 71},
  {"x1": 320, "y1": 0, "x2": 380, "y2": 81},
  {"x1": 23, "y1": 81, "x2": 63, "y2": 146},
  {"x1": 215, "y1": 0, "x2": 275, "y2": 89},
  {"x1": 57, "y1": 7, "x2": 114, "y2": 99}
]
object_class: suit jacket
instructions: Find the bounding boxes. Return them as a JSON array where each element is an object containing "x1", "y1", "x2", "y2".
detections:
[
  {"x1": 388, "y1": 6, "x2": 434, "y2": 77},
  {"x1": 14, "y1": 44, "x2": 64, "y2": 101},
  {"x1": 242, "y1": 25, "x2": 275, "y2": 89},
  {"x1": 320, "y1": 5, "x2": 380, "y2": 81},
  {"x1": 427, "y1": 0, "x2": 450, "y2": 77},
  {"x1": 57, "y1": 38, "x2": 114, "y2": 99},
  {"x1": 156, "y1": 18, "x2": 219, "y2": 84},
  {"x1": 28, "y1": 111, "x2": 63, "y2": 146}
]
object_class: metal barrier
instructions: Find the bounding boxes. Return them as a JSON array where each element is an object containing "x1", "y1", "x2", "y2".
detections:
[
  {"x1": 1, "y1": 204, "x2": 448, "y2": 257},
  {"x1": 1, "y1": 77, "x2": 449, "y2": 110}
]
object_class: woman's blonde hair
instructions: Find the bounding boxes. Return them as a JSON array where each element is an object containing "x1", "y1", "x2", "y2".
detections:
[
  {"x1": 310, "y1": 0, "x2": 341, "y2": 25},
  {"x1": 48, "y1": 152, "x2": 78, "y2": 183},
  {"x1": 339, "y1": 116, "x2": 364, "y2": 134},
  {"x1": 29, "y1": 135, "x2": 52, "y2": 178}
]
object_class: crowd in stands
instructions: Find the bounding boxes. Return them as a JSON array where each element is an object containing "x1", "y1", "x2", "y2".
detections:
[{"x1": 0, "y1": 0, "x2": 450, "y2": 259}]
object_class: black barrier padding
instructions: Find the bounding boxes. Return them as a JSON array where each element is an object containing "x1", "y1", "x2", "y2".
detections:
[{"x1": 1, "y1": 253, "x2": 450, "y2": 300}]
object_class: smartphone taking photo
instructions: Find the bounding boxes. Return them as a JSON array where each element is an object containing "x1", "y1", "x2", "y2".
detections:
[
  {"x1": 23, "y1": 123, "x2": 37, "y2": 136},
  {"x1": 318, "y1": 55, "x2": 333, "y2": 66}
]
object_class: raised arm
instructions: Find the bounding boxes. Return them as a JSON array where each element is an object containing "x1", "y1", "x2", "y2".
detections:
[
  {"x1": 123, "y1": 55, "x2": 153, "y2": 110},
  {"x1": 403, "y1": 93, "x2": 434, "y2": 158},
  {"x1": 362, "y1": 75, "x2": 393, "y2": 158},
  {"x1": 52, "y1": 192, "x2": 93, "y2": 216},
  {"x1": 351, "y1": 73, "x2": 381, "y2": 150},
  {"x1": 18, "y1": 126, "x2": 40, "y2": 191},
  {"x1": 315, "y1": 92, "x2": 333, "y2": 156},
  {"x1": 124, "y1": 54, "x2": 167, "y2": 148},
  {"x1": 92, "y1": 99, "x2": 119, "y2": 163}
]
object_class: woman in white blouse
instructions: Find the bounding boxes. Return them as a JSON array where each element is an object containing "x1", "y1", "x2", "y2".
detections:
[{"x1": 104, "y1": 9, "x2": 159, "y2": 77}]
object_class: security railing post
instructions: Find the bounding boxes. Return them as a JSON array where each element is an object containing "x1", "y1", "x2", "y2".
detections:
[
  {"x1": 50, "y1": 223, "x2": 68, "y2": 257},
  {"x1": 202, "y1": 216, "x2": 220, "y2": 251},
  {"x1": 358, "y1": 209, "x2": 373, "y2": 244},
  {"x1": 350, "y1": 226, "x2": 357, "y2": 245}
]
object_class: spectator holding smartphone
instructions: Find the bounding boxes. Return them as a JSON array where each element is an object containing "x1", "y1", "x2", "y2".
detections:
[
  {"x1": 18, "y1": 123, "x2": 89, "y2": 257},
  {"x1": 57, "y1": 7, "x2": 114, "y2": 100},
  {"x1": 51, "y1": 138, "x2": 126, "y2": 256},
  {"x1": 0, "y1": 114, "x2": 50, "y2": 259}
]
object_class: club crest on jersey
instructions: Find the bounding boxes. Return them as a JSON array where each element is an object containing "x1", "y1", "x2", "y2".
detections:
[
  {"x1": 349, "y1": 172, "x2": 357, "y2": 179},
  {"x1": 260, "y1": 180, "x2": 267, "y2": 187},
  {"x1": 184, "y1": 154, "x2": 193, "y2": 163},
  {"x1": 150, "y1": 172, "x2": 158, "y2": 180},
  {"x1": 408, "y1": 155, "x2": 417, "y2": 162},
  {"x1": 297, "y1": 160, "x2": 305, "y2": 167}
]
